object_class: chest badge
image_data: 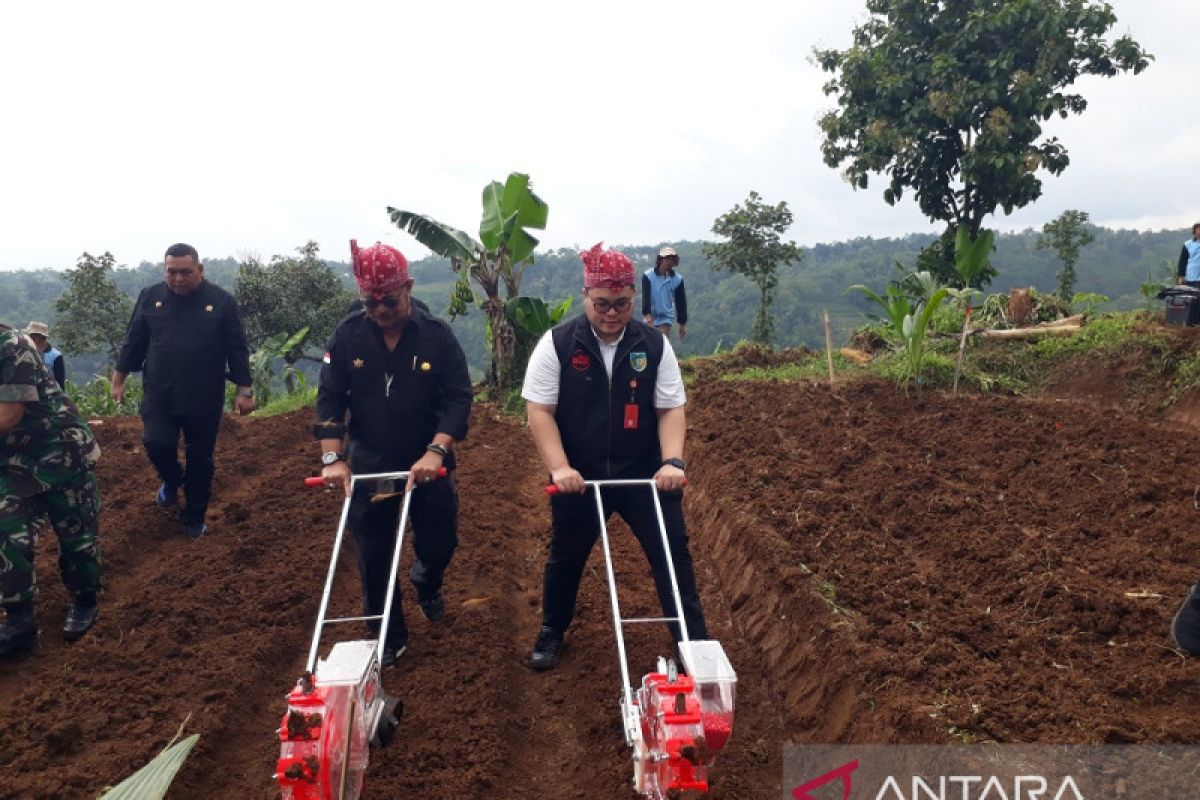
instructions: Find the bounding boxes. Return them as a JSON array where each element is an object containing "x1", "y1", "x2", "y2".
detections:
[
  {"x1": 353, "y1": 358, "x2": 365, "y2": 369},
  {"x1": 421, "y1": 361, "x2": 431, "y2": 372},
  {"x1": 205, "y1": 304, "x2": 214, "y2": 312},
  {"x1": 629, "y1": 352, "x2": 647, "y2": 373},
  {"x1": 154, "y1": 301, "x2": 162, "y2": 308},
  {"x1": 571, "y1": 351, "x2": 590, "y2": 371}
]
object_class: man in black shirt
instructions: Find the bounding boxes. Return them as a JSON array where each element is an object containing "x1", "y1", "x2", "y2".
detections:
[
  {"x1": 316, "y1": 241, "x2": 472, "y2": 667},
  {"x1": 112, "y1": 243, "x2": 255, "y2": 538}
]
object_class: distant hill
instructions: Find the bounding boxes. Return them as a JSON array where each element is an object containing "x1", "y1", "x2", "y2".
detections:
[{"x1": 1, "y1": 226, "x2": 1188, "y2": 381}]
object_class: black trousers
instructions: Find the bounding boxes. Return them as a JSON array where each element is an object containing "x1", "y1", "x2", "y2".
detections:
[
  {"x1": 542, "y1": 486, "x2": 708, "y2": 642},
  {"x1": 348, "y1": 477, "x2": 459, "y2": 648},
  {"x1": 141, "y1": 404, "x2": 222, "y2": 525}
]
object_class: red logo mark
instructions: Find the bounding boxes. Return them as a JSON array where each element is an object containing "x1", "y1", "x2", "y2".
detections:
[
  {"x1": 571, "y1": 351, "x2": 591, "y2": 371},
  {"x1": 793, "y1": 759, "x2": 859, "y2": 800}
]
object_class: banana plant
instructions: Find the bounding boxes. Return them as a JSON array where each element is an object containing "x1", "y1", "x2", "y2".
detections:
[
  {"x1": 389, "y1": 172, "x2": 549, "y2": 397},
  {"x1": 249, "y1": 326, "x2": 309, "y2": 405},
  {"x1": 954, "y1": 225, "x2": 994, "y2": 289},
  {"x1": 1139, "y1": 260, "x2": 1175, "y2": 309},
  {"x1": 507, "y1": 295, "x2": 574, "y2": 385},
  {"x1": 848, "y1": 282, "x2": 912, "y2": 341},
  {"x1": 851, "y1": 271, "x2": 948, "y2": 394},
  {"x1": 900, "y1": 287, "x2": 949, "y2": 395},
  {"x1": 506, "y1": 295, "x2": 574, "y2": 341}
]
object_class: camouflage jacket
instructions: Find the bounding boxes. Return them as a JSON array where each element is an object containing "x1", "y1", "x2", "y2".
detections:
[{"x1": 0, "y1": 324, "x2": 100, "y2": 496}]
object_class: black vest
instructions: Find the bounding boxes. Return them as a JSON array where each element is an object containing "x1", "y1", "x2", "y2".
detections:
[{"x1": 551, "y1": 314, "x2": 665, "y2": 480}]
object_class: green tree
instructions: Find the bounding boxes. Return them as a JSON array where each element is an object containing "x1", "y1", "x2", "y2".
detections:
[
  {"x1": 814, "y1": 0, "x2": 1150, "y2": 239},
  {"x1": 1036, "y1": 209, "x2": 1095, "y2": 301},
  {"x1": 704, "y1": 191, "x2": 803, "y2": 347},
  {"x1": 234, "y1": 241, "x2": 354, "y2": 391},
  {"x1": 53, "y1": 251, "x2": 133, "y2": 369},
  {"x1": 389, "y1": 172, "x2": 549, "y2": 396}
]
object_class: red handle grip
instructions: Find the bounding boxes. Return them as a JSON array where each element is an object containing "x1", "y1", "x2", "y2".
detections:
[{"x1": 305, "y1": 467, "x2": 447, "y2": 488}]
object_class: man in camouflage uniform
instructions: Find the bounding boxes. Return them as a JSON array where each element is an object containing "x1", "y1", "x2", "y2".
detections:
[{"x1": 0, "y1": 323, "x2": 102, "y2": 658}]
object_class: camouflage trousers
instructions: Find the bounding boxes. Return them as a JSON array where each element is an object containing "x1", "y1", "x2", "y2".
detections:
[{"x1": 0, "y1": 471, "x2": 102, "y2": 606}]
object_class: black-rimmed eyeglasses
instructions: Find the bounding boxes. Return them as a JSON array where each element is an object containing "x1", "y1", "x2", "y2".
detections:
[
  {"x1": 589, "y1": 297, "x2": 632, "y2": 314},
  {"x1": 363, "y1": 296, "x2": 401, "y2": 309}
]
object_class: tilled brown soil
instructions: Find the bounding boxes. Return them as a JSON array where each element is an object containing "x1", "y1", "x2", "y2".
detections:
[{"x1": 3, "y1": 379, "x2": 1200, "y2": 799}]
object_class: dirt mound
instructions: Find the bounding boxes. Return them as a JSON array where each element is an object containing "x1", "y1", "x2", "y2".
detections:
[
  {"x1": 683, "y1": 345, "x2": 816, "y2": 384},
  {"x1": 1039, "y1": 317, "x2": 1200, "y2": 416},
  {"x1": 3, "y1": 379, "x2": 1200, "y2": 799}
]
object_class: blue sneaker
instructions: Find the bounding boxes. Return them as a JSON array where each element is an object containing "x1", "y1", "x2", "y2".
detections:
[
  {"x1": 155, "y1": 483, "x2": 178, "y2": 508},
  {"x1": 183, "y1": 521, "x2": 208, "y2": 539}
]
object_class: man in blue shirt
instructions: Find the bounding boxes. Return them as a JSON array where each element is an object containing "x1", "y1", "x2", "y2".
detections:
[
  {"x1": 1176, "y1": 224, "x2": 1200, "y2": 287},
  {"x1": 24, "y1": 322, "x2": 65, "y2": 389},
  {"x1": 641, "y1": 246, "x2": 688, "y2": 340}
]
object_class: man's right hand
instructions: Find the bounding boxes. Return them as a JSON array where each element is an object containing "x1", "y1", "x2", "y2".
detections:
[
  {"x1": 322, "y1": 461, "x2": 352, "y2": 498},
  {"x1": 549, "y1": 466, "x2": 586, "y2": 495},
  {"x1": 110, "y1": 381, "x2": 125, "y2": 404},
  {"x1": 643, "y1": 314, "x2": 653, "y2": 325}
]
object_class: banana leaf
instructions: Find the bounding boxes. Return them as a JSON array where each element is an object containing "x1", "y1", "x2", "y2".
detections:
[
  {"x1": 480, "y1": 173, "x2": 548, "y2": 264},
  {"x1": 98, "y1": 733, "x2": 199, "y2": 800},
  {"x1": 387, "y1": 209, "x2": 480, "y2": 260},
  {"x1": 954, "y1": 226, "x2": 994, "y2": 287}
]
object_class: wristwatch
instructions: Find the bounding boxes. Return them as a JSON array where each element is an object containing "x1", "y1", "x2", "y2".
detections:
[
  {"x1": 321, "y1": 451, "x2": 346, "y2": 467},
  {"x1": 662, "y1": 457, "x2": 686, "y2": 471},
  {"x1": 237, "y1": 387, "x2": 254, "y2": 398}
]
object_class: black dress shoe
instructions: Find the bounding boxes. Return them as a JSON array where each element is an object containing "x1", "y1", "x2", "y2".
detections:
[
  {"x1": 380, "y1": 641, "x2": 408, "y2": 668},
  {"x1": 526, "y1": 626, "x2": 564, "y2": 671},
  {"x1": 1173, "y1": 580, "x2": 1200, "y2": 655},
  {"x1": 418, "y1": 593, "x2": 445, "y2": 622},
  {"x1": 63, "y1": 602, "x2": 98, "y2": 642},
  {"x1": 0, "y1": 606, "x2": 39, "y2": 659}
]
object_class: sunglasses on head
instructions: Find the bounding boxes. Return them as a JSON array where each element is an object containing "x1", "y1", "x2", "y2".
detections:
[
  {"x1": 363, "y1": 295, "x2": 401, "y2": 309},
  {"x1": 590, "y1": 296, "x2": 633, "y2": 314}
]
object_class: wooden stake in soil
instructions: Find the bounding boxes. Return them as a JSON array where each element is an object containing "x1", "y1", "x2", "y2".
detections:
[
  {"x1": 823, "y1": 310, "x2": 835, "y2": 389},
  {"x1": 953, "y1": 303, "x2": 972, "y2": 397}
]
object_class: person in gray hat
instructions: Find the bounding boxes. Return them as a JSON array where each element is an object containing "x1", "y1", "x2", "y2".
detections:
[
  {"x1": 642, "y1": 246, "x2": 688, "y2": 340},
  {"x1": 23, "y1": 322, "x2": 65, "y2": 390}
]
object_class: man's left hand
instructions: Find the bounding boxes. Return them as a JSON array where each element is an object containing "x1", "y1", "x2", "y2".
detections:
[
  {"x1": 654, "y1": 463, "x2": 686, "y2": 492},
  {"x1": 408, "y1": 450, "x2": 444, "y2": 488},
  {"x1": 235, "y1": 395, "x2": 256, "y2": 415}
]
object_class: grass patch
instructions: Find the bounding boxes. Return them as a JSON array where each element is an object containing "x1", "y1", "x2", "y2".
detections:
[
  {"x1": 875, "y1": 351, "x2": 956, "y2": 392},
  {"x1": 814, "y1": 577, "x2": 853, "y2": 616},
  {"x1": 1031, "y1": 312, "x2": 1169, "y2": 362},
  {"x1": 473, "y1": 384, "x2": 527, "y2": 419},
  {"x1": 251, "y1": 387, "x2": 317, "y2": 417},
  {"x1": 947, "y1": 311, "x2": 1175, "y2": 398},
  {"x1": 721, "y1": 352, "x2": 854, "y2": 383},
  {"x1": 1170, "y1": 350, "x2": 1200, "y2": 402}
]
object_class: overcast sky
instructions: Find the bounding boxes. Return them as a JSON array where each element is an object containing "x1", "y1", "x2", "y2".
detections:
[{"x1": 0, "y1": 0, "x2": 1194, "y2": 270}]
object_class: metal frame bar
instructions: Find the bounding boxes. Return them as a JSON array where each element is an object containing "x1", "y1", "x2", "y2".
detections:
[
  {"x1": 576, "y1": 478, "x2": 692, "y2": 745},
  {"x1": 305, "y1": 470, "x2": 415, "y2": 674}
]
